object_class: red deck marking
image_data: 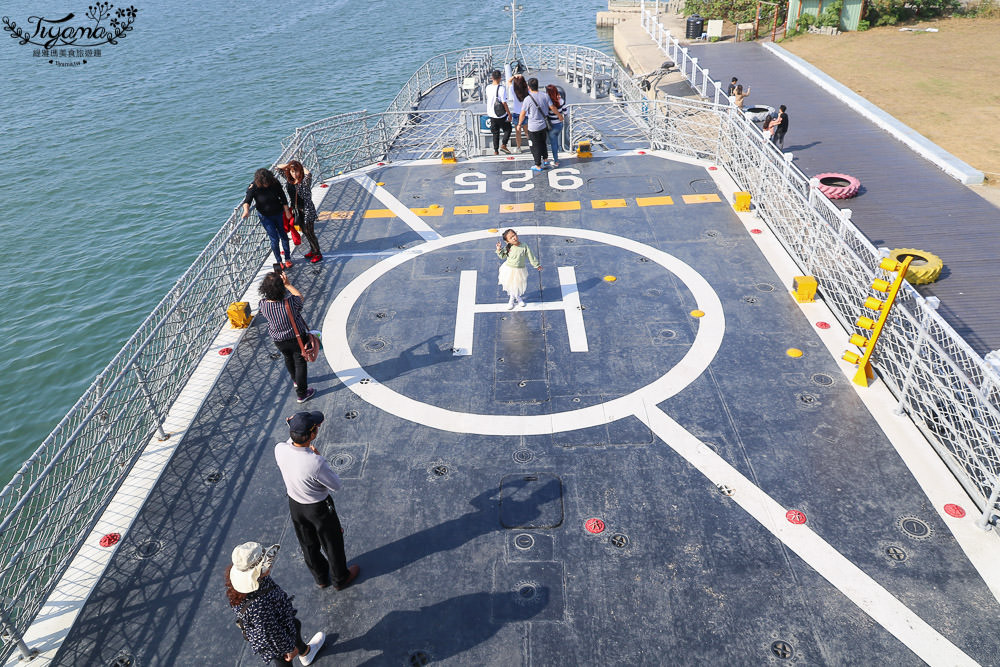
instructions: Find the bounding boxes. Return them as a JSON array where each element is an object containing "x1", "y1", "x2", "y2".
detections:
[
  {"x1": 943, "y1": 504, "x2": 966, "y2": 518},
  {"x1": 219, "y1": 347, "x2": 233, "y2": 356},
  {"x1": 637, "y1": 150, "x2": 646, "y2": 155},
  {"x1": 785, "y1": 509, "x2": 807, "y2": 524},
  {"x1": 585, "y1": 518, "x2": 606, "y2": 534},
  {"x1": 816, "y1": 322, "x2": 831, "y2": 329},
  {"x1": 750, "y1": 228, "x2": 763, "y2": 234},
  {"x1": 320, "y1": 183, "x2": 329, "y2": 188},
  {"x1": 708, "y1": 166, "x2": 718, "y2": 171},
  {"x1": 377, "y1": 162, "x2": 385, "y2": 166},
  {"x1": 100, "y1": 533, "x2": 121, "y2": 547}
]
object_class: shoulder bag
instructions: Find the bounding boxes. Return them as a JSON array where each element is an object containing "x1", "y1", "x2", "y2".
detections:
[
  {"x1": 284, "y1": 298, "x2": 320, "y2": 362},
  {"x1": 528, "y1": 93, "x2": 552, "y2": 131},
  {"x1": 493, "y1": 84, "x2": 506, "y2": 117}
]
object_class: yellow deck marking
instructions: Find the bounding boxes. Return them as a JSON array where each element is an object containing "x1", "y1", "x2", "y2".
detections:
[
  {"x1": 500, "y1": 203, "x2": 534, "y2": 213},
  {"x1": 591, "y1": 199, "x2": 627, "y2": 209},
  {"x1": 455, "y1": 205, "x2": 489, "y2": 215},
  {"x1": 636, "y1": 196, "x2": 674, "y2": 206},
  {"x1": 545, "y1": 201, "x2": 581, "y2": 211},
  {"x1": 363, "y1": 209, "x2": 396, "y2": 218},
  {"x1": 410, "y1": 207, "x2": 444, "y2": 216},
  {"x1": 318, "y1": 210, "x2": 355, "y2": 220},
  {"x1": 682, "y1": 194, "x2": 722, "y2": 204}
]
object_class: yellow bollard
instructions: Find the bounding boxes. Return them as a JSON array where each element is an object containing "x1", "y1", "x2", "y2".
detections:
[
  {"x1": 441, "y1": 147, "x2": 457, "y2": 163},
  {"x1": 792, "y1": 276, "x2": 817, "y2": 303},
  {"x1": 733, "y1": 191, "x2": 752, "y2": 212}
]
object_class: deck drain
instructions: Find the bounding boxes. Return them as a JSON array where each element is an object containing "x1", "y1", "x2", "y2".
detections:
[
  {"x1": 331, "y1": 453, "x2": 355, "y2": 470},
  {"x1": 564, "y1": 238, "x2": 575, "y2": 243},
  {"x1": 658, "y1": 329, "x2": 677, "y2": 339},
  {"x1": 269, "y1": 352, "x2": 282, "y2": 360},
  {"x1": 644, "y1": 288, "x2": 662, "y2": 297},
  {"x1": 513, "y1": 581, "x2": 540, "y2": 605},
  {"x1": 638, "y1": 257, "x2": 650, "y2": 262},
  {"x1": 898, "y1": 516, "x2": 933, "y2": 540},
  {"x1": 512, "y1": 449, "x2": 534, "y2": 463},
  {"x1": 359, "y1": 378, "x2": 372, "y2": 385},
  {"x1": 135, "y1": 540, "x2": 161, "y2": 560},
  {"x1": 571, "y1": 397, "x2": 581, "y2": 402},
  {"x1": 704, "y1": 230, "x2": 721, "y2": 238},
  {"x1": 310, "y1": 267, "x2": 322, "y2": 275},
  {"x1": 770, "y1": 641, "x2": 794, "y2": 660},
  {"x1": 717, "y1": 484, "x2": 735, "y2": 496},
  {"x1": 204, "y1": 471, "x2": 222, "y2": 484},
  {"x1": 218, "y1": 394, "x2": 239, "y2": 406},
  {"x1": 409, "y1": 651, "x2": 431, "y2": 666},
  {"x1": 811, "y1": 373, "x2": 834, "y2": 386},
  {"x1": 518, "y1": 380, "x2": 527, "y2": 387},
  {"x1": 363, "y1": 338, "x2": 388, "y2": 352},
  {"x1": 431, "y1": 464, "x2": 449, "y2": 477},
  {"x1": 743, "y1": 295, "x2": 759, "y2": 304},
  {"x1": 108, "y1": 652, "x2": 135, "y2": 667},
  {"x1": 373, "y1": 311, "x2": 389, "y2": 319},
  {"x1": 514, "y1": 533, "x2": 535, "y2": 550},
  {"x1": 755, "y1": 282, "x2": 775, "y2": 292},
  {"x1": 797, "y1": 393, "x2": 818, "y2": 406},
  {"x1": 609, "y1": 533, "x2": 629, "y2": 548},
  {"x1": 344, "y1": 410, "x2": 358, "y2": 420},
  {"x1": 885, "y1": 546, "x2": 907, "y2": 561}
]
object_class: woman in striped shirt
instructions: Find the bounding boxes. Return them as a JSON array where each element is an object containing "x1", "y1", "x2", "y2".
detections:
[{"x1": 258, "y1": 271, "x2": 315, "y2": 403}]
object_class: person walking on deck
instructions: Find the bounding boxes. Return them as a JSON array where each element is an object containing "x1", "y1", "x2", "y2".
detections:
[
  {"x1": 485, "y1": 69, "x2": 512, "y2": 155},
  {"x1": 496, "y1": 228, "x2": 542, "y2": 309},
  {"x1": 258, "y1": 271, "x2": 315, "y2": 403},
  {"x1": 508, "y1": 73, "x2": 528, "y2": 153},
  {"x1": 518, "y1": 78, "x2": 559, "y2": 172},
  {"x1": 242, "y1": 168, "x2": 293, "y2": 268},
  {"x1": 275, "y1": 411, "x2": 361, "y2": 591},
  {"x1": 544, "y1": 84, "x2": 566, "y2": 168}
]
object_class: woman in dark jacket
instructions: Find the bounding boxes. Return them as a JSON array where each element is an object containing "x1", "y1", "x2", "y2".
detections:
[
  {"x1": 258, "y1": 271, "x2": 315, "y2": 403},
  {"x1": 242, "y1": 168, "x2": 294, "y2": 268},
  {"x1": 225, "y1": 541, "x2": 326, "y2": 666}
]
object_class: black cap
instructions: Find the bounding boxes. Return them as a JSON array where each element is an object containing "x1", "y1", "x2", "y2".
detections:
[{"x1": 287, "y1": 411, "x2": 324, "y2": 434}]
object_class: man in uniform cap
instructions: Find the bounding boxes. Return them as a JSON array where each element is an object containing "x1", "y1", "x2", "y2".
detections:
[{"x1": 274, "y1": 411, "x2": 360, "y2": 590}]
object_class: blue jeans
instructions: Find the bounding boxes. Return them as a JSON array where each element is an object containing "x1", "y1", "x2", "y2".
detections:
[
  {"x1": 259, "y1": 212, "x2": 290, "y2": 264},
  {"x1": 547, "y1": 122, "x2": 563, "y2": 162}
]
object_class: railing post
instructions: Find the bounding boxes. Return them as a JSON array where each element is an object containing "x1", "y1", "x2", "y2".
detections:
[
  {"x1": 976, "y1": 478, "x2": 1000, "y2": 531},
  {"x1": 1, "y1": 607, "x2": 38, "y2": 661},
  {"x1": 690, "y1": 57, "x2": 698, "y2": 89},
  {"x1": 132, "y1": 363, "x2": 169, "y2": 441},
  {"x1": 701, "y1": 67, "x2": 709, "y2": 97},
  {"x1": 894, "y1": 295, "x2": 940, "y2": 417},
  {"x1": 808, "y1": 176, "x2": 820, "y2": 207},
  {"x1": 681, "y1": 47, "x2": 689, "y2": 80}
]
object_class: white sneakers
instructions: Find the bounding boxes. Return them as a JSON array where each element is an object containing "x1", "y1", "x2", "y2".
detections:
[
  {"x1": 507, "y1": 298, "x2": 516, "y2": 310},
  {"x1": 299, "y1": 631, "x2": 326, "y2": 666}
]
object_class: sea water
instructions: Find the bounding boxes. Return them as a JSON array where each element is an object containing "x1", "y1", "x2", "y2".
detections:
[{"x1": 0, "y1": 1, "x2": 613, "y2": 486}]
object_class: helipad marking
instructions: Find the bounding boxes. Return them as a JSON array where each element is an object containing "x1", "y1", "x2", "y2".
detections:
[
  {"x1": 323, "y1": 227, "x2": 724, "y2": 435},
  {"x1": 363, "y1": 209, "x2": 396, "y2": 218},
  {"x1": 682, "y1": 194, "x2": 722, "y2": 204},
  {"x1": 638, "y1": 403, "x2": 977, "y2": 667},
  {"x1": 591, "y1": 199, "x2": 627, "y2": 208},
  {"x1": 455, "y1": 205, "x2": 489, "y2": 215},
  {"x1": 500, "y1": 203, "x2": 534, "y2": 213},
  {"x1": 410, "y1": 206, "x2": 444, "y2": 217},
  {"x1": 636, "y1": 196, "x2": 674, "y2": 207},
  {"x1": 452, "y1": 266, "x2": 589, "y2": 356},
  {"x1": 545, "y1": 201, "x2": 581, "y2": 211},
  {"x1": 318, "y1": 210, "x2": 355, "y2": 220},
  {"x1": 353, "y1": 174, "x2": 441, "y2": 240}
]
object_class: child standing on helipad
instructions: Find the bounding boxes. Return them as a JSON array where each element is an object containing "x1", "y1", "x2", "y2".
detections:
[{"x1": 496, "y1": 228, "x2": 542, "y2": 309}]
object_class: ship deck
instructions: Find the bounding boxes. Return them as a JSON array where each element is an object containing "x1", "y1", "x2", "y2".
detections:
[{"x1": 47, "y1": 143, "x2": 1000, "y2": 665}]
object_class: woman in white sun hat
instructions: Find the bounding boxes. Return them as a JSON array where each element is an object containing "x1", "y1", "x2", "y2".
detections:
[{"x1": 224, "y1": 541, "x2": 326, "y2": 666}]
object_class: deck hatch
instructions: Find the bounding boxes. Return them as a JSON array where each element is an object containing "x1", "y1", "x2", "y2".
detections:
[{"x1": 586, "y1": 175, "x2": 664, "y2": 195}]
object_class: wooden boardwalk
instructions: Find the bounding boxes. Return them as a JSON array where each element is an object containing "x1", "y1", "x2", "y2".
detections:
[{"x1": 688, "y1": 42, "x2": 1000, "y2": 356}]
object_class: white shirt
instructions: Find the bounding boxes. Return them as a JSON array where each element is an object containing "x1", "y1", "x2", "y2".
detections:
[
  {"x1": 485, "y1": 82, "x2": 509, "y2": 119},
  {"x1": 274, "y1": 439, "x2": 343, "y2": 504}
]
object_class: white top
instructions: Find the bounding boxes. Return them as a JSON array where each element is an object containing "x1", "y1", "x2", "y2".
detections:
[
  {"x1": 507, "y1": 83, "x2": 523, "y2": 114},
  {"x1": 274, "y1": 438, "x2": 343, "y2": 504},
  {"x1": 485, "y1": 82, "x2": 509, "y2": 119}
]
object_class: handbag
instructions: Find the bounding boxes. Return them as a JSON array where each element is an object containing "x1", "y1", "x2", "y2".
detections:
[{"x1": 284, "y1": 298, "x2": 319, "y2": 362}]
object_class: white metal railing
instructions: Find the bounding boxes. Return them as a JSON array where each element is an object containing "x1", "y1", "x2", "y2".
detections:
[{"x1": 4, "y1": 40, "x2": 1000, "y2": 662}]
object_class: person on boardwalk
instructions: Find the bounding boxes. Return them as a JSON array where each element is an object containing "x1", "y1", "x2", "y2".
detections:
[
  {"x1": 277, "y1": 160, "x2": 322, "y2": 263},
  {"x1": 225, "y1": 541, "x2": 326, "y2": 666},
  {"x1": 730, "y1": 84, "x2": 751, "y2": 111},
  {"x1": 496, "y1": 228, "x2": 542, "y2": 309},
  {"x1": 485, "y1": 69, "x2": 512, "y2": 155},
  {"x1": 772, "y1": 104, "x2": 789, "y2": 149},
  {"x1": 242, "y1": 168, "x2": 294, "y2": 268},
  {"x1": 518, "y1": 77, "x2": 559, "y2": 172},
  {"x1": 508, "y1": 73, "x2": 528, "y2": 153},
  {"x1": 544, "y1": 84, "x2": 567, "y2": 168},
  {"x1": 258, "y1": 271, "x2": 315, "y2": 403},
  {"x1": 275, "y1": 411, "x2": 361, "y2": 591}
]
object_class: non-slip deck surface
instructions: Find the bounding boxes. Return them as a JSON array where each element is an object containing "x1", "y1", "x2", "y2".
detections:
[{"x1": 53, "y1": 154, "x2": 1000, "y2": 666}]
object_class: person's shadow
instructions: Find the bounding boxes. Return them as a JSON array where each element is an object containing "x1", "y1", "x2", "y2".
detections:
[
  {"x1": 356, "y1": 477, "x2": 562, "y2": 580},
  {"x1": 326, "y1": 589, "x2": 549, "y2": 664}
]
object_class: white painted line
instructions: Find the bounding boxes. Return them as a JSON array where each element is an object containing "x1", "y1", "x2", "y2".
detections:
[
  {"x1": 453, "y1": 270, "x2": 478, "y2": 356},
  {"x1": 637, "y1": 403, "x2": 978, "y2": 667},
  {"x1": 558, "y1": 266, "x2": 588, "y2": 352},
  {"x1": 353, "y1": 174, "x2": 442, "y2": 241}
]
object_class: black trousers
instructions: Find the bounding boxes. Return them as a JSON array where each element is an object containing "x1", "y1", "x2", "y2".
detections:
[
  {"x1": 274, "y1": 337, "x2": 308, "y2": 399},
  {"x1": 300, "y1": 213, "x2": 321, "y2": 256},
  {"x1": 489, "y1": 116, "x2": 512, "y2": 152},
  {"x1": 273, "y1": 617, "x2": 309, "y2": 666},
  {"x1": 289, "y1": 495, "x2": 349, "y2": 587},
  {"x1": 528, "y1": 128, "x2": 549, "y2": 166}
]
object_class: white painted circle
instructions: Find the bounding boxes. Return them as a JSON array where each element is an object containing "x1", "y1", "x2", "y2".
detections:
[{"x1": 322, "y1": 226, "x2": 724, "y2": 435}]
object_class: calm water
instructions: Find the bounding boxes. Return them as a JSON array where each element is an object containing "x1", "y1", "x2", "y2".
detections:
[{"x1": 0, "y1": 1, "x2": 613, "y2": 486}]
